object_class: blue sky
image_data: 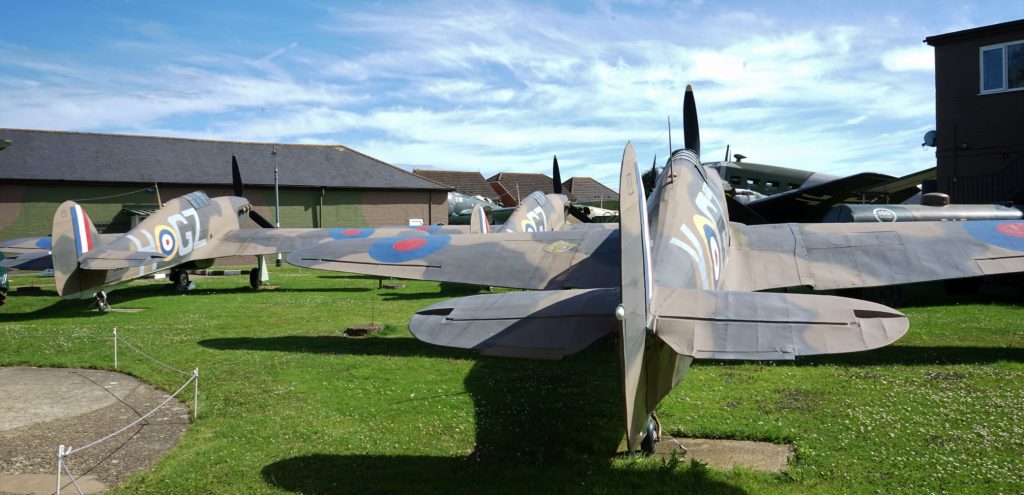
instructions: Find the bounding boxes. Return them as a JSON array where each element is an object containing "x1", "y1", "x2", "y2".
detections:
[{"x1": 1, "y1": 1, "x2": 1023, "y2": 188}]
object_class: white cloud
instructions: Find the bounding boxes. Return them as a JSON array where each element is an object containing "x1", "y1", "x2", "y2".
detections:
[{"x1": 882, "y1": 45, "x2": 935, "y2": 72}]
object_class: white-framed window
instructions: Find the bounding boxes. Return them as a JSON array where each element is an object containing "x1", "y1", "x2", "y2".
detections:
[{"x1": 980, "y1": 39, "x2": 1024, "y2": 94}]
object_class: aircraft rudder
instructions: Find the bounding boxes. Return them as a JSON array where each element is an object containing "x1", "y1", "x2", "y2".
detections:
[{"x1": 51, "y1": 201, "x2": 103, "y2": 297}]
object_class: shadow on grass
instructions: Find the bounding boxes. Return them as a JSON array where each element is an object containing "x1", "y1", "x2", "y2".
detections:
[
  {"x1": 797, "y1": 345, "x2": 1024, "y2": 366},
  {"x1": 262, "y1": 453, "x2": 742, "y2": 495},
  {"x1": 198, "y1": 334, "x2": 473, "y2": 360},
  {"x1": 255, "y1": 339, "x2": 747, "y2": 494}
]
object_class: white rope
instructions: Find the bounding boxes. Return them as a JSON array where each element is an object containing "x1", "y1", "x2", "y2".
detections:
[
  {"x1": 59, "y1": 459, "x2": 85, "y2": 495},
  {"x1": 65, "y1": 373, "x2": 195, "y2": 457},
  {"x1": 116, "y1": 337, "x2": 190, "y2": 377}
]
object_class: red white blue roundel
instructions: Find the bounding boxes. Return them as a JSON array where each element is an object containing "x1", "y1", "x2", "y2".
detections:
[
  {"x1": 964, "y1": 220, "x2": 1024, "y2": 252},
  {"x1": 329, "y1": 228, "x2": 376, "y2": 239},
  {"x1": 154, "y1": 225, "x2": 178, "y2": 259},
  {"x1": 369, "y1": 235, "x2": 451, "y2": 263}
]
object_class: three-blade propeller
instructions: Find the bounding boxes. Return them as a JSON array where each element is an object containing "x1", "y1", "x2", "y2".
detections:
[
  {"x1": 552, "y1": 155, "x2": 593, "y2": 223},
  {"x1": 231, "y1": 155, "x2": 276, "y2": 228}
]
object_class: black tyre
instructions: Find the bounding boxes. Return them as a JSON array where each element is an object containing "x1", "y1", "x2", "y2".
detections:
[
  {"x1": 249, "y1": 268, "x2": 261, "y2": 289},
  {"x1": 640, "y1": 417, "x2": 659, "y2": 454}
]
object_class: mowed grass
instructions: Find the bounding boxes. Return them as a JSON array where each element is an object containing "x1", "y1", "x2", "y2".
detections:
[{"x1": 1, "y1": 267, "x2": 1023, "y2": 494}]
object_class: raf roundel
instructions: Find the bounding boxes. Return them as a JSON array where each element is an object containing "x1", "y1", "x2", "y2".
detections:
[
  {"x1": 410, "y1": 225, "x2": 443, "y2": 233},
  {"x1": 329, "y1": 228, "x2": 376, "y2": 239},
  {"x1": 964, "y1": 220, "x2": 1024, "y2": 252},
  {"x1": 369, "y1": 235, "x2": 452, "y2": 263},
  {"x1": 154, "y1": 225, "x2": 178, "y2": 259}
]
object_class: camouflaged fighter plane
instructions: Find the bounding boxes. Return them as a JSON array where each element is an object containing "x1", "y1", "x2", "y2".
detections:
[
  {"x1": 0, "y1": 155, "x2": 600, "y2": 310},
  {"x1": 287, "y1": 85, "x2": 1024, "y2": 453}
]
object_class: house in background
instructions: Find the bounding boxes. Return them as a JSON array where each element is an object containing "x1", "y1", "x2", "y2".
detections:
[{"x1": 925, "y1": 19, "x2": 1024, "y2": 204}]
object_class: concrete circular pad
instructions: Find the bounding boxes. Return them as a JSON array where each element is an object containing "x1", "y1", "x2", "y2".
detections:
[
  {"x1": 653, "y1": 436, "x2": 794, "y2": 472},
  {"x1": 0, "y1": 367, "x2": 190, "y2": 494}
]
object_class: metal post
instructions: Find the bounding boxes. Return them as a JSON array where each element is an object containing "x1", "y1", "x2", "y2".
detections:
[
  {"x1": 273, "y1": 146, "x2": 282, "y2": 267},
  {"x1": 113, "y1": 328, "x2": 117, "y2": 370},
  {"x1": 56, "y1": 445, "x2": 64, "y2": 494},
  {"x1": 193, "y1": 368, "x2": 199, "y2": 420}
]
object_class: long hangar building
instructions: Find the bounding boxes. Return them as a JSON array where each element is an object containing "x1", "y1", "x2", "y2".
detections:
[{"x1": 0, "y1": 129, "x2": 451, "y2": 241}]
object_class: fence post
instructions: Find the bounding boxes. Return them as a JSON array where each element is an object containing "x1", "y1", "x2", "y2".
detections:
[
  {"x1": 56, "y1": 444, "x2": 64, "y2": 495},
  {"x1": 113, "y1": 328, "x2": 118, "y2": 370},
  {"x1": 193, "y1": 368, "x2": 199, "y2": 420}
]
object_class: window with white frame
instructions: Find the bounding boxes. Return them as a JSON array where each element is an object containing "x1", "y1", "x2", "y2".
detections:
[{"x1": 980, "y1": 40, "x2": 1024, "y2": 93}]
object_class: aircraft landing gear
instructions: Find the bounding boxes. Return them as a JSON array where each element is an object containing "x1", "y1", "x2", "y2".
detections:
[
  {"x1": 640, "y1": 412, "x2": 661, "y2": 454},
  {"x1": 95, "y1": 291, "x2": 110, "y2": 313},
  {"x1": 171, "y1": 269, "x2": 191, "y2": 292},
  {"x1": 249, "y1": 268, "x2": 261, "y2": 289}
]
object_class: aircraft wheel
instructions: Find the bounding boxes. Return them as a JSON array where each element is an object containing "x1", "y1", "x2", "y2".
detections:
[
  {"x1": 0, "y1": 288, "x2": 7, "y2": 307},
  {"x1": 640, "y1": 415, "x2": 660, "y2": 455},
  {"x1": 172, "y1": 270, "x2": 190, "y2": 291},
  {"x1": 96, "y1": 291, "x2": 110, "y2": 313},
  {"x1": 249, "y1": 268, "x2": 261, "y2": 289}
]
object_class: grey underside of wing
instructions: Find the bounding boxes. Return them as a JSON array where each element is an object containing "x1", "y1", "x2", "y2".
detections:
[
  {"x1": 0, "y1": 251, "x2": 53, "y2": 270},
  {"x1": 409, "y1": 288, "x2": 619, "y2": 360},
  {"x1": 287, "y1": 228, "x2": 620, "y2": 290},
  {"x1": 725, "y1": 222, "x2": 1024, "y2": 291},
  {"x1": 653, "y1": 288, "x2": 908, "y2": 360},
  {"x1": 78, "y1": 250, "x2": 166, "y2": 269}
]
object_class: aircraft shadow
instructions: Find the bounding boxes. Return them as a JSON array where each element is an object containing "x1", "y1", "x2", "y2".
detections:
[
  {"x1": 250, "y1": 338, "x2": 746, "y2": 494},
  {"x1": 795, "y1": 345, "x2": 1024, "y2": 366},
  {"x1": 198, "y1": 334, "x2": 473, "y2": 361}
]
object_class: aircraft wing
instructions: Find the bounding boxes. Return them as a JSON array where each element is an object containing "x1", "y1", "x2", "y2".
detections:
[
  {"x1": 726, "y1": 219, "x2": 1024, "y2": 291},
  {"x1": 216, "y1": 225, "x2": 473, "y2": 256},
  {"x1": 0, "y1": 236, "x2": 53, "y2": 254},
  {"x1": 409, "y1": 288, "x2": 618, "y2": 359},
  {"x1": 286, "y1": 226, "x2": 620, "y2": 290},
  {"x1": 744, "y1": 172, "x2": 897, "y2": 223},
  {"x1": 653, "y1": 288, "x2": 907, "y2": 360},
  {"x1": 0, "y1": 251, "x2": 54, "y2": 270}
]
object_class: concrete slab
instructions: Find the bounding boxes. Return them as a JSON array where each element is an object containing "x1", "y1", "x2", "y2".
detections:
[
  {"x1": 0, "y1": 367, "x2": 190, "y2": 494},
  {"x1": 653, "y1": 437, "x2": 793, "y2": 472},
  {"x1": 0, "y1": 473, "x2": 107, "y2": 494}
]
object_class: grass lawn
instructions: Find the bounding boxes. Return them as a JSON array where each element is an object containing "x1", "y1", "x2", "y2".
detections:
[{"x1": 1, "y1": 267, "x2": 1022, "y2": 494}]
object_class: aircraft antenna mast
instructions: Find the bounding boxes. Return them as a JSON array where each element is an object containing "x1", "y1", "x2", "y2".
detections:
[
  {"x1": 273, "y1": 146, "x2": 282, "y2": 266},
  {"x1": 667, "y1": 116, "x2": 673, "y2": 156}
]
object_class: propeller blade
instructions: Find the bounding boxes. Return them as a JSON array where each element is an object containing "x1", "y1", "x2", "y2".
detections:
[
  {"x1": 552, "y1": 155, "x2": 562, "y2": 194},
  {"x1": 567, "y1": 204, "x2": 592, "y2": 223},
  {"x1": 232, "y1": 155, "x2": 244, "y2": 197},
  {"x1": 249, "y1": 209, "x2": 276, "y2": 228},
  {"x1": 683, "y1": 85, "x2": 700, "y2": 156}
]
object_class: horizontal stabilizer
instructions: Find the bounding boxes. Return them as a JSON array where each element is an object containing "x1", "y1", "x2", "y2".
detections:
[
  {"x1": 653, "y1": 289, "x2": 908, "y2": 360},
  {"x1": 0, "y1": 251, "x2": 53, "y2": 270},
  {"x1": 79, "y1": 250, "x2": 166, "y2": 270},
  {"x1": 0, "y1": 236, "x2": 53, "y2": 254},
  {"x1": 409, "y1": 288, "x2": 619, "y2": 360}
]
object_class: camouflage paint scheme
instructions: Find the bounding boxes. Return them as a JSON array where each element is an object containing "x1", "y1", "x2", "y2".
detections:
[{"x1": 287, "y1": 86, "x2": 1024, "y2": 452}]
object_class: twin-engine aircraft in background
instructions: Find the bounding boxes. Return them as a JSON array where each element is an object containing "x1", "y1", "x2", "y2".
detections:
[{"x1": 287, "y1": 86, "x2": 1024, "y2": 453}]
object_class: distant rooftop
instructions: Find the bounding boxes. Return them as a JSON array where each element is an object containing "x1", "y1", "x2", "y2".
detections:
[
  {"x1": 0, "y1": 129, "x2": 450, "y2": 191},
  {"x1": 487, "y1": 172, "x2": 555, "y2": 203},
  {"x1": 413, "y1": 169, "x2": 499, "y2": 200},
  {"x1": 561, "y1": 177, "x2": 617, "y2": 203}
]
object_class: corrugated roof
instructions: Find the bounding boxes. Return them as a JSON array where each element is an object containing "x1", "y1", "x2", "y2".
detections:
[
  {"x1": 0, "y1": 129, "x2": 450, "y2": 191},
  {"x1": 486, "y1": 172, "x2": 554, "y2": 203},
  {"x1": 562, "y1": 177, "x2": 617, "y2": 203},
  {"x1": 413, "y1": 169, "x2": 499, "y2": 200}
]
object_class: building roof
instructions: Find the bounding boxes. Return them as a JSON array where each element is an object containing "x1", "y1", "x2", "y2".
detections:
[
  {"x1": 0, "y1": 129, "x2": 450, "y2": 191},
  {"x1": 486, "y1": 172, "x2": 555, "y2": 203},
  {"x1": 413, "y1": 169, "x2": 499, "y2": 199},
  {"x1": 924, "y1": 19, "x2": 1024, "y2": 45},
  {"x1": 561, "y1": 177, "x2": 617, "y2": 203}
]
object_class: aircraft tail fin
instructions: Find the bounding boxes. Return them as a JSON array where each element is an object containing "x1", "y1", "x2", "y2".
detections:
[
  {"x1": 652, "y1": 289, "x2": 908, "y2": 360},
  {"x1": 469, "y1": 204, "x2": 490, "y2": 234},
  {"x1": 617, "y1": 141, "x2": 654, "y2": 452},
  {"x1": 52, "y1": 201, "x2": 106, "y2": 298}
]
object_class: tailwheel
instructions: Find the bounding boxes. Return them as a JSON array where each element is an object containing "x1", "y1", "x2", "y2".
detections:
[
  {"x1": 249, "y1": 268, "x2": 261, "y2": 289},
  {"x1": 95, "y1": 291, "x2": 110, "y2": 313},
  {"x1": 640, "y1": 412, "x2": 661, "y2": 454},
  {"x1": 171, "y1": 269, "x2": 191, "y2": 291}
]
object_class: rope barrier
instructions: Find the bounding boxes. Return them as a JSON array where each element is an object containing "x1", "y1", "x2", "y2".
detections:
[{"x1": 115, "y1": 334, "x2": 191, "y2": 377}]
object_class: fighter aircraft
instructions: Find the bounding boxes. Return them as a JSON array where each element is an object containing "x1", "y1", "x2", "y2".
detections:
[
  {"x1": 287, "y1": 85, "x2": 1024, "y2": 452},
  {"x1": 0, "y1": 153, "x2": 603, "y2": 310}
]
